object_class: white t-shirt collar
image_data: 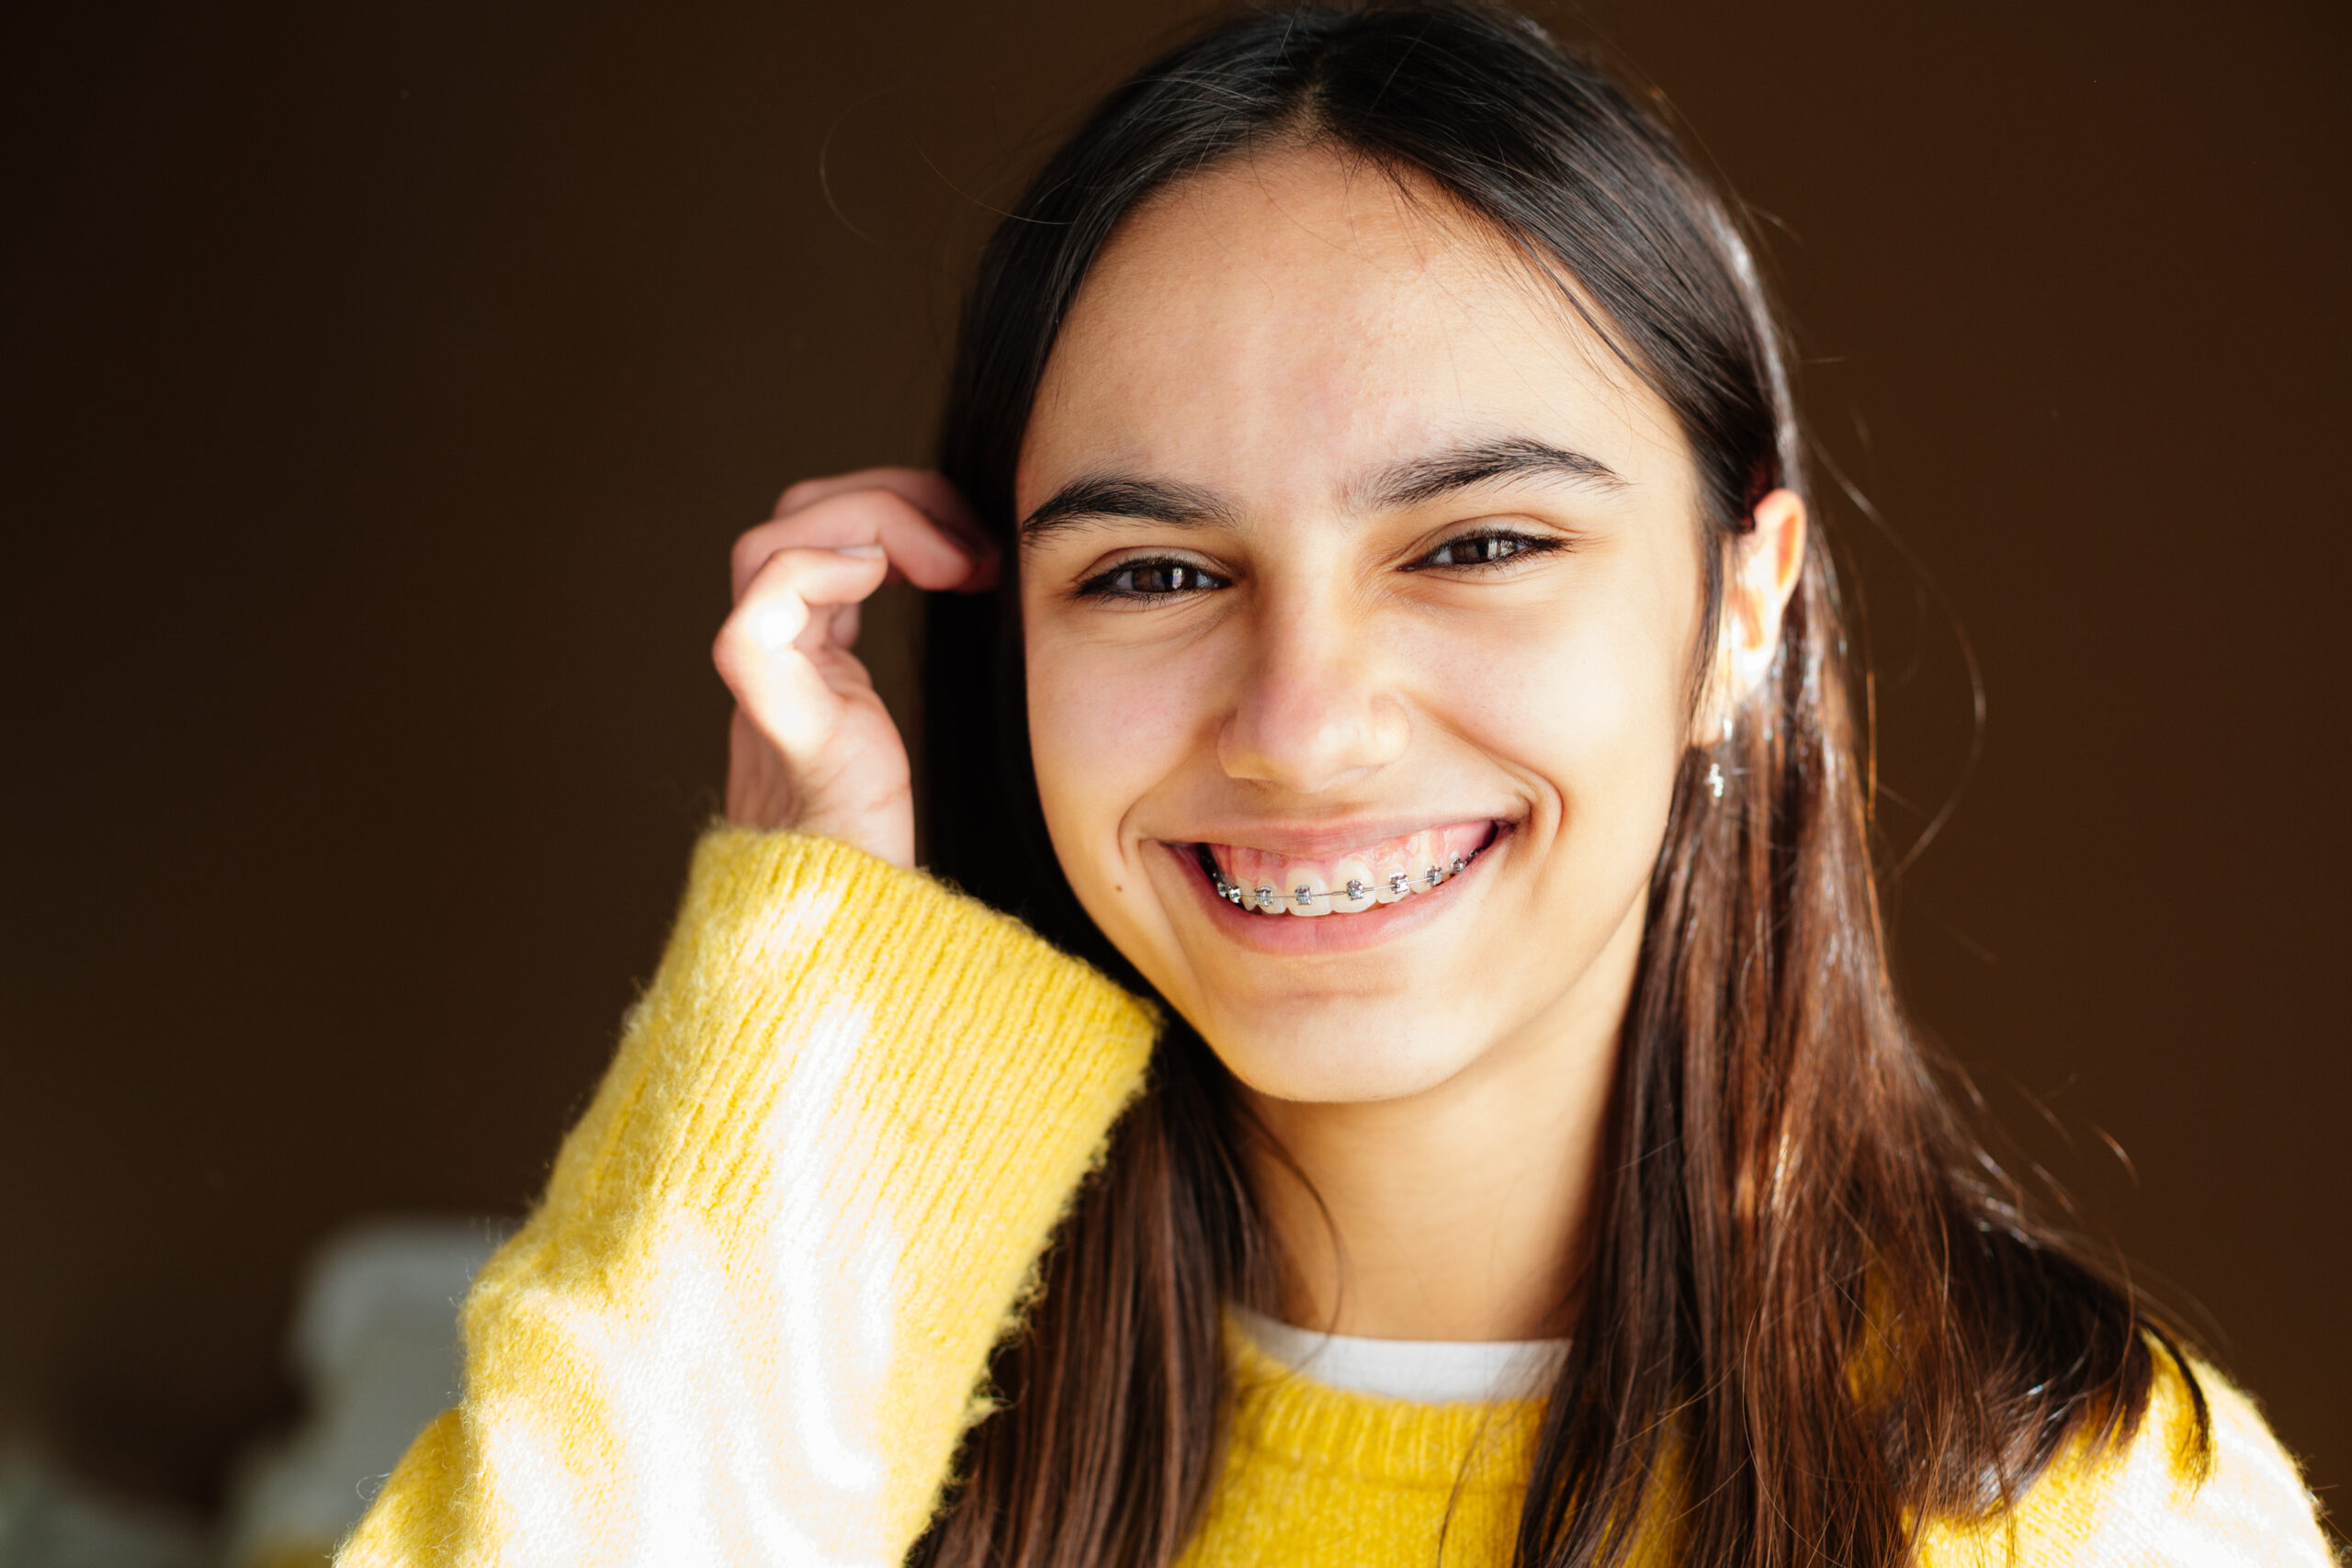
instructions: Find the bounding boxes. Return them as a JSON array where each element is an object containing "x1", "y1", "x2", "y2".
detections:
[{"x1": 1231, "y1": 1304, "x2": 1568, "y2": 1404}]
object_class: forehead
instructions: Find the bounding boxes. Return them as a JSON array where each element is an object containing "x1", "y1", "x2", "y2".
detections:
[{"x1": 1019, "y1": 148, "x2": 1688, "y2": 515}]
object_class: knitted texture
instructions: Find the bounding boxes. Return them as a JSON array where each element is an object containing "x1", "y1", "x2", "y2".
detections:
[
  {"x1": 339, "y1": 829, "x2": 1159, "y2": 1567},
  {"x1": 1917, "y1": 1352, "x2": 2335, "y2": 1565},
  {"x1": 1176, "y1": 1325, "x2": 1564, "y2": 1567},
  {"x1": 339, "y1": 829, "x2": 2334, "y2": 1566},
  {"x1": 1185, "y1": 1328, "x2": 2331, "y2": 1566}
]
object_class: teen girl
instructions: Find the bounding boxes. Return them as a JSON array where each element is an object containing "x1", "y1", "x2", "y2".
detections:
[{"x1": 342, "y1": 6, "x2": 2329, "y2": 1563}]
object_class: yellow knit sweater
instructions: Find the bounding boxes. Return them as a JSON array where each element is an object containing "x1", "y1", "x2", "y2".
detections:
[{"x1": 338, "y1": 830, "x2": 2332, "y2": 1566}]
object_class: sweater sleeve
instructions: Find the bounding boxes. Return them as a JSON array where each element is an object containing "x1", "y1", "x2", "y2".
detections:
[
  {"x1": 1917, "y1": 1349, "x2": 2337, "y2": 1566},
  {"x1": 335, "y1": 828, "x2": 1159, "y2": 1568}
]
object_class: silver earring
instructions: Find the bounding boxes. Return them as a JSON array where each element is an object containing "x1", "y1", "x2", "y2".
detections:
[{"x1": 1706, "y1": 713, "x2": 1733, "y2": 800}]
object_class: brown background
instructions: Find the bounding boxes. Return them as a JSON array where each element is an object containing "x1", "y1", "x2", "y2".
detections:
[{"x1": 4, "y1": 0, "x2": 2344, "y2": 1530}]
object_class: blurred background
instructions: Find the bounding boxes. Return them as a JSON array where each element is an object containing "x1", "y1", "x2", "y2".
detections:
[{"x1": 3, "y1": 0, "x2": 2344, "y2": 1560}]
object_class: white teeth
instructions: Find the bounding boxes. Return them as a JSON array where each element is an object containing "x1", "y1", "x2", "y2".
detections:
[
  {"x1": 1281, "y1": 862, "x2": 1332, "y2": 917},
  {"x1": 1404, "y1": 829, "x2": 1447, "y2": 893},
  {"x1": 1206, "y1": 831, "x2": 1489, "y2": 919}
]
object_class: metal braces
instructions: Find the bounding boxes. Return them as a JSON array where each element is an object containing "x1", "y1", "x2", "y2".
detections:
[{"x1": 1209, "y1": 856, "x2": 1469, "y2": 911}]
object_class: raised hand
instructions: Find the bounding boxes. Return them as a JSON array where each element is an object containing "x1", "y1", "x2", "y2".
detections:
[{"x1": 711, "y1": 468, "x2": 995, "y2": 866}]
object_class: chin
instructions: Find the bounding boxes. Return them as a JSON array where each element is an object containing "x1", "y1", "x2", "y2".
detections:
[{"x1": 1189, "y1": 996, "x2": 1484, "y2": 1105}]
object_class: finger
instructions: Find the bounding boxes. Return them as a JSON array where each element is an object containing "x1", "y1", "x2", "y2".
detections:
[
  {"x1": 727, "y1": 545, "x2": 892, "y2": 649},
  {"x1": 773, "y1": 468, "x2": 999, "y2": 590},
  {"x1": 713, "y1": 551, "x2": 885, "y2": 760},
  {"x1": 730, "y1": 489, "x2": 988, "y2": 604},
  {"x1": 762, "y1": 479, "x2": 997, "y2": 592},
  {"x1": 715, "y1": 608, "x2": 847, "y2": 761},
  {"x1": 776, "y1": 466, "x2": 969, "y2": 530}
]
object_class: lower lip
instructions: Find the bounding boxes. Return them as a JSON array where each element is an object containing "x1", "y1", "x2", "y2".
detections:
[{"x1": 1161, "y1": 828, "x2": 1507, "y2": 955}]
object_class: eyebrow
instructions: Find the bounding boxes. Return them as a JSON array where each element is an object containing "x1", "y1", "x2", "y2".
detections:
[
  {"x1": 1358, "y1": 435, "x2": 1626, "y2": 511},
  {"x1": 1017, "y1": 434, "x2": 1624, "y2": 541},
  {"x1": 1019, "y1": 476, "x2": 1239, "y2": 541}
]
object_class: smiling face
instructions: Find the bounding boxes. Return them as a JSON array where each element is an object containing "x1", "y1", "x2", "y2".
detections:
[{"x1": 1017, "y1": 149, "x2": 1715, "y2": 1106}]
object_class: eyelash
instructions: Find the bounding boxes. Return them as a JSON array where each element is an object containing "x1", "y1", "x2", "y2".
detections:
[
  {"x1": 1074, "y1": 558, "x2": 1232, "y2": 601},
  {"x1": 1073, "y1": 528, "x2": 1561, "y2": 603},
  {"x1": 1402, "y1": 528, "x2": 1563, "y2": 571}
]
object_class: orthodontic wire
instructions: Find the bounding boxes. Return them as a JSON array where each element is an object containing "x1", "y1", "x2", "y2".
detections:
[{"x1": 1209, "y1": 855, "x2": 1470, "y2": 910}]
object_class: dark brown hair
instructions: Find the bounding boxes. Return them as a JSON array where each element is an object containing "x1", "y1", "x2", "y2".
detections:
[{"x1": 915, "y1": 5, "x2": 2205, "y2": 1563}]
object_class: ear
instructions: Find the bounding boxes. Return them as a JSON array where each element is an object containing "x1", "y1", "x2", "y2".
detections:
[{"x1": 1692, "y1": 487, "x2": 1806, "y2": 744}]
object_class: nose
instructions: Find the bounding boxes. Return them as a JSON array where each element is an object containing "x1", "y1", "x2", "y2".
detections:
[{"x1": 1216, "y1": 604, "x2": 1411, "y2": 793}]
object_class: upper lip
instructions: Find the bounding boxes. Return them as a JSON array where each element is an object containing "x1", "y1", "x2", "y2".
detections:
[{"x1": 1161, "y1": 814, "x2": 1515, "y2": 860}]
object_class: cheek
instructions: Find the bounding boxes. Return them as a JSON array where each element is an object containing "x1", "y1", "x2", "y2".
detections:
[
  {"x1": 1023, "y1": 623, "x2": 1210, "y2": 887},
  {"x1": 1408, "y1": 590, "x2": 1690, "y2": 835}
]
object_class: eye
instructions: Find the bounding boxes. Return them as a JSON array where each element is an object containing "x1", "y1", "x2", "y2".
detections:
[
  {"x1": 1408, "y1": 529, "x2": 1560, "y2": 570},
  {"x1": 1075, "y1": 556, "x2": 1231, "y2": 601}
]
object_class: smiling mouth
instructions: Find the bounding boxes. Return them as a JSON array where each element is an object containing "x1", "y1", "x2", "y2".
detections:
[{"x1": 1190, "y1": 821, "x2": 1501, "y2": 917}]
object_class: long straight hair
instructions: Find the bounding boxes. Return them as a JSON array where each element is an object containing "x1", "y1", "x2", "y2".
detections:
[{"x1": 914, "y1": 6, "x2": 2203, "y2": 1564}]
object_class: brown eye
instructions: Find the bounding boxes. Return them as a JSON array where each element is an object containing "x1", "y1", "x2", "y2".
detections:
[
  {"x1": 1078, "y1": 558, "x2": 1230, "y2": 600},
  {"x1": 1418, "y1": 532, "x2": 1544, "y2": 569},
  {"x1": 1121, "y1": 562, "x2": 1206, "y2": 593}
]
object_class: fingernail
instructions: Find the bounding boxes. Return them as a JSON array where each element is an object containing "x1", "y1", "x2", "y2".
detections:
[{"x1": 831, "y1": 544, "x2": 885, "y2": 558}]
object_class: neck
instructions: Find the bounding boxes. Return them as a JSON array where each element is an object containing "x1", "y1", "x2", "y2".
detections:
[{"x1": 1238, "y1": 889, "x2": 1645, "y2": 1343}]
